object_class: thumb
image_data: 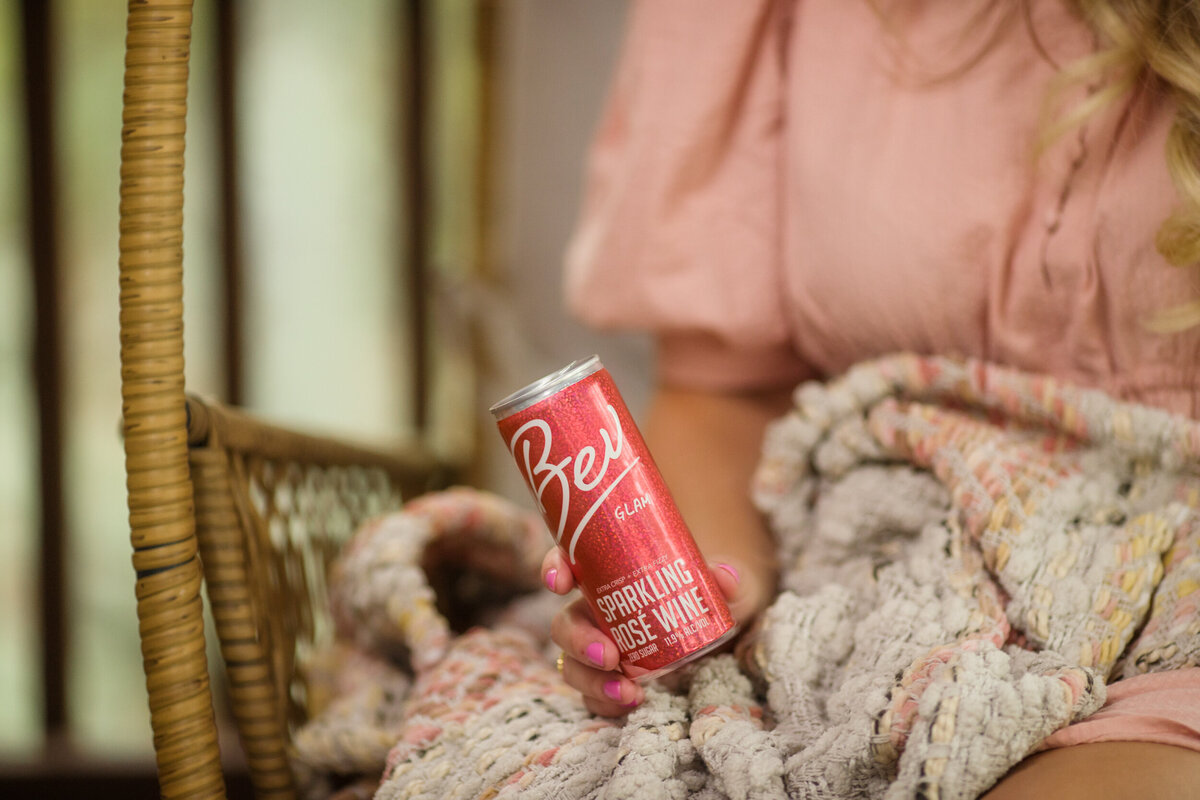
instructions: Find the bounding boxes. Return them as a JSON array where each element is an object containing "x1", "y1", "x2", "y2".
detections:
[
  {"x1": 711, "y1": 561, "x2": 741, "y2": 598},
  {"x1": 709, "y1": 559, "x2": 763, "y2": 626}
]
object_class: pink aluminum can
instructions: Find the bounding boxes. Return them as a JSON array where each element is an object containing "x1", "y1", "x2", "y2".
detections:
[{"x1": 490, "y1": 356, "x2": 736, "y2": 681}]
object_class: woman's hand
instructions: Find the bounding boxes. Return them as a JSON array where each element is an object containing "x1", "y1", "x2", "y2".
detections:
[
  {"x1": 542, "y1": 547, "x2": 762, "y2": 717},
  {"x1": 539, "y1": 381, "x2": 791, "y2": 715}
]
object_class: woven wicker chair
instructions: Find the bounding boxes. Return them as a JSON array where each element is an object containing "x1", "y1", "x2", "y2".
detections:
[{"x1": 117, "y1": 2, "x2": 455, "y2": 797}]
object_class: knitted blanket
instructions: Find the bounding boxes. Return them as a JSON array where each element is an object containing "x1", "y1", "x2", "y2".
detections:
[{"x1": 294, "y1": 354, "x2": 1200, "y2": 799}]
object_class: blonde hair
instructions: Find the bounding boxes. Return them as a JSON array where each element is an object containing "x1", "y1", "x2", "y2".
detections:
[
  {"x1": 1054, "y1": 1, "x2": 1200, "y2": 331},
  {"x1": 872, "y1": 0, "x2": 1200, "y2": 331}
]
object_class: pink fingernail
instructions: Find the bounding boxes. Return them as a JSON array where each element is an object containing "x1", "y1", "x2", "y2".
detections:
[
  {"x1": 545, "y1": 569, "x2": 557, "y2": 591},
  {"x1": 716, "y1": 563, "x2": 740, "y2": 584},
  {"x1": 585, "y1": 642, "x2": 605, "y2": 666},
  {"x1": 624, "y1": 700, "x2": 640, "y2": 708},
  {"x1": 603, "y1": 680, "x2": 623, "y2": 702}
]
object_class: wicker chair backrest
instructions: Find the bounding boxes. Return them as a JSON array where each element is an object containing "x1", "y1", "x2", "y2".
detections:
[{"x1": 117, "y1": 3, "x2": 450, "y2": 797}]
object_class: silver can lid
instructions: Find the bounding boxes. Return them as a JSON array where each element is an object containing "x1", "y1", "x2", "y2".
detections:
[{"x1": 489, "y1": 355, "x2": 603, "y2": 420}]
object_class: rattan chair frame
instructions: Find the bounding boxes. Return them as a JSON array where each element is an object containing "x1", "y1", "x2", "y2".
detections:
[
  {"x1": 186, "y1": 396, "x2": 450, "y2": 799},
  {"x1": 117, "y1": 2, "x2": 452, "y2": 797}
]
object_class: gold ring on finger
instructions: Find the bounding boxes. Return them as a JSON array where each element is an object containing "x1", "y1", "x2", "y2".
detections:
[{"x1": 556, "y1": 651, "x2": 565, "y2": 673}]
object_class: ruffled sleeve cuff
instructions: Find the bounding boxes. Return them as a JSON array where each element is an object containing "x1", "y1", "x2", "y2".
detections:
[{"x1": 657, "y1": 333, "x2": 814, "y2": 392}]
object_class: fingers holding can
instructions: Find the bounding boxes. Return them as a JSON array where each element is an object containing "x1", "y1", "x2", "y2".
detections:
[
  {"x1": 551, "y1": 596, "x2": 619, "y2": 671},
  {"x1": 541, "y1": 547, "x2": 574, "y2": 594},
  {"x1": 550, "y1": 595, "x2": 642, "y2": 715}
]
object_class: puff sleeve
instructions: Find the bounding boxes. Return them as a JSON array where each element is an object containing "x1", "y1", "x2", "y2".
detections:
[{"x1": 563, "y1": 0, "x2": 811, "y2": 391}]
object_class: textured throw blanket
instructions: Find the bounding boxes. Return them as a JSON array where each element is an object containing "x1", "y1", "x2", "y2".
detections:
[{"x1": 294, "y1": 355, "x2": 1200, "y2": 799}]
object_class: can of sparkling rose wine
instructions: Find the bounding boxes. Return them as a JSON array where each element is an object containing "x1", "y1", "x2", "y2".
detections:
[{"x1": 490, "y1": 355, "x2": 737, "y2": 681}]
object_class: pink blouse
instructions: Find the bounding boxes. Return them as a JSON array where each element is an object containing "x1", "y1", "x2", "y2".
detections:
[
  {"x1": 564, "y1": 0, "x2": 1200, "y2": 756},
  {"x1": 564, "y1": 0, "x2": 1200, "y2": 417}
]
